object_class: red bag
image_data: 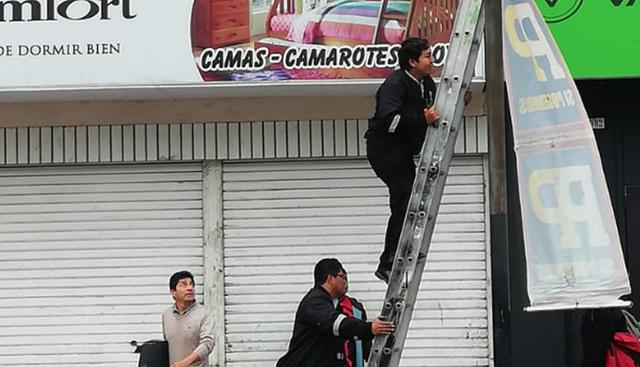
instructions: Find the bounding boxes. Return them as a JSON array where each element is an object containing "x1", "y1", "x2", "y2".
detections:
[{"x1": 605, "y1": 332, "x2": 640, "y2": 367}]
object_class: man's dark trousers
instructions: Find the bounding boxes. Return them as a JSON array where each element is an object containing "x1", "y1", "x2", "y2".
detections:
[{"x1": 367, "y1": 137, "x2": 415, "y2": 270}]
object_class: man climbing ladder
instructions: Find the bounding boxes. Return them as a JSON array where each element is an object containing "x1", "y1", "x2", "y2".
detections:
[
  {"x1": 366, "y1": 37, "x2": 441, "y2": 284},
  {"x1": 366, "y1": 37, "x2": 472, "y2": 284},
  {"x1": 366, "y1": 1, "x2": 486, "y2": 366}
]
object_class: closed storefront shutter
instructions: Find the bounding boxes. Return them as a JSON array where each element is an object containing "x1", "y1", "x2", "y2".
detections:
[
  {"x1": 223, "y1": 157, "x2": 489, "y2": 367},
  {"x1": 0, "y1": 163, "x2": 204, "y2": 367}
]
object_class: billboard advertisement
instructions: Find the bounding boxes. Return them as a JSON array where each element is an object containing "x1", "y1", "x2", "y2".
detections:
[
  {"x1": 503, "y1": 0, "x2": 631, "y2": 310},
  {"x1": 0, "y1": 0, "x2": 459, "y2": 89},
  {"x1": 533, "y1": 0, "x2": 640, "y2": 78}
]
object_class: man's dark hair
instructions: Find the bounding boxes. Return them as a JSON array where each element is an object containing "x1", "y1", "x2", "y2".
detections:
[
  {"x1": 169, "y1": 270, "x2": 194, "y2": 291},
  {"x1": 398, "y1": 37, "x2": 431, "y2": 71},
  {"x1": 314, "y1": 258, "x2": 346, "y2": 286}
]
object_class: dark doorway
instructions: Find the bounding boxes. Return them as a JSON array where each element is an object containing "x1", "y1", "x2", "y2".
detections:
[{"x1": 624, "y1": 185, "x2": 640, "y2": 316}]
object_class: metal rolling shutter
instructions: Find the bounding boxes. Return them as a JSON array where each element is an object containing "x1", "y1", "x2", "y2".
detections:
[
  {"x1": 0, "y1": 163, "x2": 204, "y2": 367},
  {"x1": 223, "y1": 157, "x2": 489, "y2": 367}
]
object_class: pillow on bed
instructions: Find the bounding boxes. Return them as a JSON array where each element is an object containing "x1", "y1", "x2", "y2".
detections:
[{"x1": 270, "y1": 14, "x2": 298, "y2": 34}]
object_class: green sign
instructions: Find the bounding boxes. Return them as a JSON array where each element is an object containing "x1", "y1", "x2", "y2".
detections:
[{"x1": 533, "y1": 0, "x2": 640, "y2": 78}]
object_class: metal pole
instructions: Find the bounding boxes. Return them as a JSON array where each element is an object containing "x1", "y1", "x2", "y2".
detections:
[{"x1": 485, "y1": 1, "x2": 511, "y2": 366}]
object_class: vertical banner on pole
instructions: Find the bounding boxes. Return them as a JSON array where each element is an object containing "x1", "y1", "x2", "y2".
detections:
[{"x1": 502, "y1": 0, "x2": 631, "y2": 310}]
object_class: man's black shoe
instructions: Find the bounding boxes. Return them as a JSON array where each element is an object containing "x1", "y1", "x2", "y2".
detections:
[{"x1": 374, "y1": 268, "x2": 391, "y2": 284}]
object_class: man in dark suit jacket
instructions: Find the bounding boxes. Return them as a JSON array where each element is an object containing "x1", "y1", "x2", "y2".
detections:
[
  {"x1": 366, "y1": 38, "x2": 439, "y2": 283},
  {"x1": 276, "y1": 258, "x2": 393, "y2": 367},
  {"x1": 366, "y1": 38, "x2": 470, "y2": 283}
]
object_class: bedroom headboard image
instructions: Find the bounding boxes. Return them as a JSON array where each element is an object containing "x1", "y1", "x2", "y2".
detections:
[
  {"x1": 265, "y1": 0, "x2": 297, "y2": 40},
  {"x1": 264, "y1": 0, "x2": 459, "y2": 45},
  {"x1": 407, "y1": 0, "x2": 458, "y2": 45}
]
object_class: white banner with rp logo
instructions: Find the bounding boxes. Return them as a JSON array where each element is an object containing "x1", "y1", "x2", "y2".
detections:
[{"x1": 502, "y1": 0, "x2": 631, "y2": 310}]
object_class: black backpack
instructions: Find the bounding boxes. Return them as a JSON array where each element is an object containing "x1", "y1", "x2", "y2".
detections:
[{"x1": 132, "y1": 340, "x2": 169, "y2": 367}]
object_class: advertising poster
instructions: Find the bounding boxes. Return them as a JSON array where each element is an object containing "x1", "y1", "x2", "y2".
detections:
[
  {"x1": 192, "y1": 0, "x2": 457, "y2": 81},
  {"x1": 0, "y1": 0, "x2": 459, "y2": 89},
  {"x1": 503, "y1": 0, "x2": 631, "y2": 310}
]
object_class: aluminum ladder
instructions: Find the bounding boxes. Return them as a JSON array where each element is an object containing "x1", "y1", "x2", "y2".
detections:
[{"x1": 368, "y1": 1, "x2": 485, "y2": 366}]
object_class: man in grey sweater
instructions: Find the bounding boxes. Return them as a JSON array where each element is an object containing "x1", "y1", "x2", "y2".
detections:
[{"x1": 162, "y1": 271, "x2": 215, "y2": 367}]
